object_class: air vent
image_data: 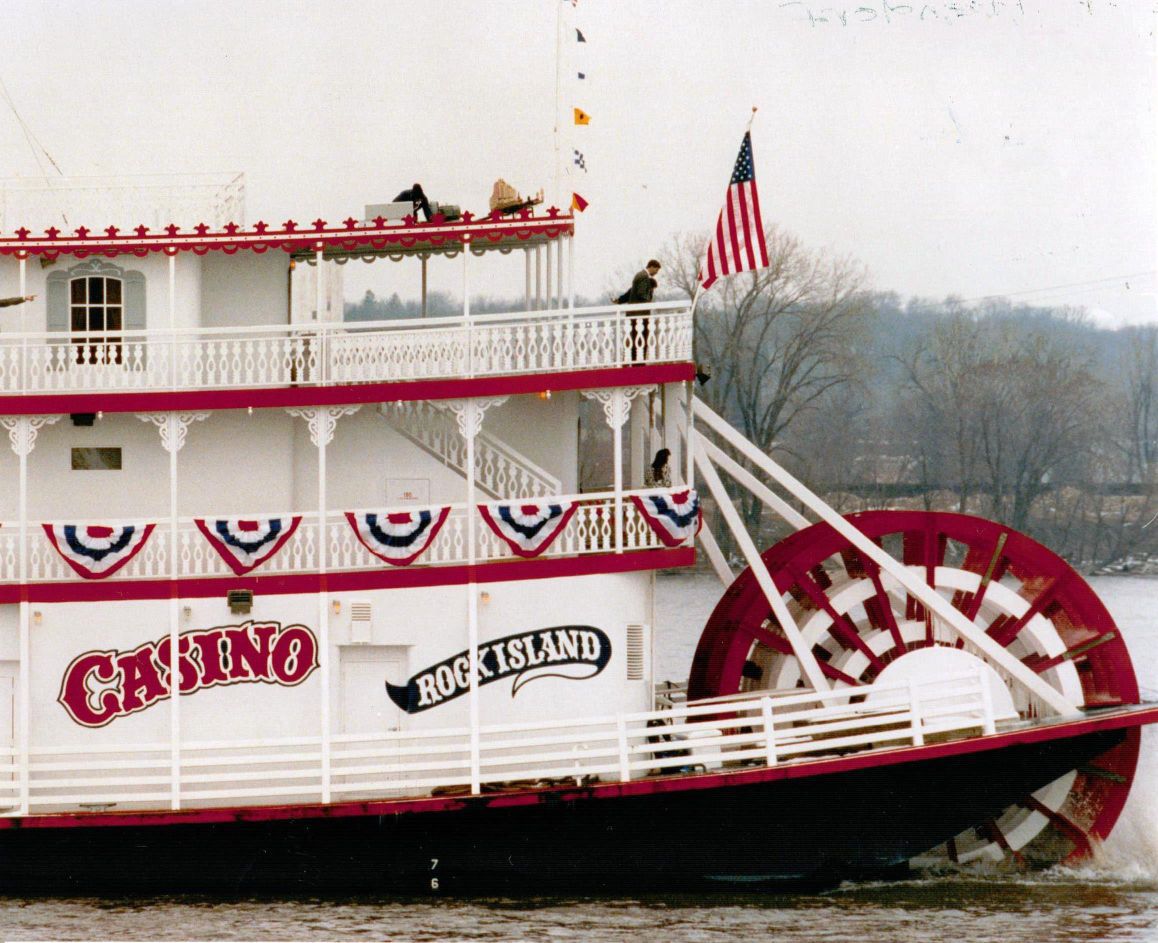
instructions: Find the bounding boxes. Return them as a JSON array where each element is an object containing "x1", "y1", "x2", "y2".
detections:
[
  {"x1": 626, "y1": 623, "x2": 647, "y2": 681},
  {"x1": 350, "y1": 600, "x2": 372, "y2": 644}
]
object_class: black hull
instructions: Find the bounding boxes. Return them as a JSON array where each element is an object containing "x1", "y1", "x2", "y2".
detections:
[{"x1": 0, "y1": 729, "x2": 1126, "y2": 894}]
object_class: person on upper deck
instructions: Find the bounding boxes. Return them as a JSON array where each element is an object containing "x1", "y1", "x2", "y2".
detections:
[
  {"x1": 616, "y1": 260, "x2": 661, "y2": 306},
  {"x1": 393, "y1": 183, "x2": 433, "y2": 222},
  {"x1": 645, "y1": 448, "x2": 672, "y2": 488},
  {"x1": 0, "y1": 295, "x2": 35, "y2": 308}
]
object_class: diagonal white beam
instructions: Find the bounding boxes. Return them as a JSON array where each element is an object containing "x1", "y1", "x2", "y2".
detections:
[
  {"x1": 691, "y1": 400, "x2": 1080, "y2": 717},
  {"x1": 696, "y1": 523, "x2": 734, "y2": 586},
  {"x1": 697, "y1": 435, "x2": 810, "y2": 531},
  {"x1": 694, "y1": 447, "x2": 830, "y2": 693}
]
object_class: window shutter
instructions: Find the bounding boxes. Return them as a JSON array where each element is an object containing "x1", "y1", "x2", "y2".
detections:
[
  {"x1": 123, "y1": 271, "x2": 146, "y2": 332},
  {"x1": 46, "y1": 272, "x2": 68, "y2": 333}
]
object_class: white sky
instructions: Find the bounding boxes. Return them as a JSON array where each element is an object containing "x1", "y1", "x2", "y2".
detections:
[{"x1": 0, "y1": 0, "x2": 1154, "y2": 322}]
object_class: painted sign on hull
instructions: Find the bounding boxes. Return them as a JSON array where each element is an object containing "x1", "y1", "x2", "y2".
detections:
[
  {"x1": 58, "y1": 621, "x2": 319, "y2": 727},
  {"x1": 387, "y1": 625, "x2": 611, "y2": 713}
]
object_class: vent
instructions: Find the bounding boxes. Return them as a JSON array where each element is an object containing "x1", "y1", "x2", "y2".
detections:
[
  {"x1": 350, "y1": 600, "x2": 372, "y2": 644},
  {"x1": 626, "y1": 623, "x2": 647, "y2": 681}
]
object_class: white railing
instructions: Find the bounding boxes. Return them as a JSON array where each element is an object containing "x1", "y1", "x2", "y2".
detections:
[
  {"x1": 0, "y1": 303, "x2": 692, "y2": 396},
  {"x1": 0, "y1": 670, "x2": 1008, "y2": 816},
  {"x1": 382, "y1": 400, "x2": 562, "y2": 498},
  {"x1": 0, "y1": 489, "x2": 668, "y2": 584}
]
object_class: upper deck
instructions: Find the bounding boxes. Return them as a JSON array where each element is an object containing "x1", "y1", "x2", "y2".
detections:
[{"x1": 0, "y1": 210, "x2": 693, "y2": 412}]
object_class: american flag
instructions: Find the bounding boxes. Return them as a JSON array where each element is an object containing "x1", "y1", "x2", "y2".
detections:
[{"x1": 700, "y1": 131, "x2": 769, "y2": 291}]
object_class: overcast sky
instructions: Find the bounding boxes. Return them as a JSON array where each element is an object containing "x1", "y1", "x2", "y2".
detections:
[{"x1": 0, "y1": 0, "x2": 1153, "y2": 323}]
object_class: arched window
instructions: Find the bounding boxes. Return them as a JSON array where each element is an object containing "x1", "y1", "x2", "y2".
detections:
[
  {"x1": 46, "y1": 260, "x2": 146, "y2": 368},
  {"x1": 70, "y1": 274, "x2": 123, "y2": 364}
]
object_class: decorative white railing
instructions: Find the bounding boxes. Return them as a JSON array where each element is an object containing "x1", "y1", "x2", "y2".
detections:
[
  {"x1": 0, "y1": 489, "x2": 668, "y2": 584},
  {"x1": 381, "y1": 400, "x2": 562, "y2": 499},
  {"x1": 0, "y1": 671, "x2": 1009, "y2": 815},
  {"x1": 0, "y1": 302, "x2": 692, "y2": 396}
]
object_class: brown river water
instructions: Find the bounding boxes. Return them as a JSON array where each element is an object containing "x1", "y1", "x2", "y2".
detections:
[{"x1": 1, "y1": 574, "x2": 1155, "y2": 942}]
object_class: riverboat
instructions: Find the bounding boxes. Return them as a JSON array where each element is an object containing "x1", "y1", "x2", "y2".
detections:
[{"x1": 0, "y1": 175, "x2": 1152, "y2": 892}]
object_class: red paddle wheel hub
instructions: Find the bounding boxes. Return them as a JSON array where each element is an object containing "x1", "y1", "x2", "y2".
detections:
[{"x1": 689, "y1": 510, "x2": 1141, "y2": 867}]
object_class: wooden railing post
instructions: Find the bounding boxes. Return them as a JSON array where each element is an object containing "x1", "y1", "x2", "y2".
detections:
[
  {"x1": 762, "y1": 697, "x2": 778, "y2": 767},
  {"x1": 617, "y1": 716, "x2": 630, "y2": 783},
  {"x1": 909, "y1": 679, "x2": 925, "y2": 746}
]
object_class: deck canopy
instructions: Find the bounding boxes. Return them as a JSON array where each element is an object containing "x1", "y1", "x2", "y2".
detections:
[{"x1": 0, "y1": 208, "x2": 574, "y2": 261}]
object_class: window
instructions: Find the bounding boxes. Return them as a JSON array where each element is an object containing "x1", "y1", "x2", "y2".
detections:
[
  {"x1": 70, "y1": 276, "x2": 123, "y2": 365},
  {"x1": 71, "y1": 447, "x2": 122, "y2": 470}
]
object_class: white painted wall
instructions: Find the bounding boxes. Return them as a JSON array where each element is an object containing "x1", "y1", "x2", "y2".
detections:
[
  {"x1": 484, "y1": 392, "x2": 579, "y2": 494},
  {"x1": 18, "y1": 569, "x2": 654, "y2": 753},
  {"x1": 200, "y1": 251, "x2": 288, "y2": 329}
]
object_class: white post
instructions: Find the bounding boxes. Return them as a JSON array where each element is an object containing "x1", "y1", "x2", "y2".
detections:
[
  {"x1": 582, "y1": 388, "x2": 654, "y2": 556},
  {"x1": 567, "y1": 234, "x2": 575, "y2": 309},
  {"x1": 4, "y1": 416, "x2": 60, "y2": 815},
  {"x1": 525, "y1": 248, "x2": 532, "y2": 312},
  {"x1": 535, "y1": 246, "x2": 543, "y2": 310},
  {"x1": 761, "y1": 697, "x2": 777, "y2": 767},
  {"x1": 18, "y1": 256, "x2": 26, "y2": 334},
  {"x1": 556, "y1": 236, "x2": 565, "y2": 310},
  {"x1": 684, "y1": 381, "x2": 694, "y2": 487},
  {"x1": 136, "y1": 411, "x2": 208, "y2": 811},
  {"x1": 979, "y1": 665, "x2": 996, "y2": 735},
  {"x1": 168, "y1": 251, "x2": 177, "y2": 387},
  {"x1": 421, "y1": 256, "x2": 428, "y2": 318},
  {"x1": 449, "y1": 398, "x2": 506, "y2": 795},
  {"x1": 314, "y1": 247, "x2": 323, "y2": 321},
  {"x1": 909, "y1": 679, "x2": 925, "y2": 746},
  {"x1": 616, "y1": 715, "x2": 630, "y2": 782},
  {"x1": 462, "y1": 238, "x2": 471, "y2": 318},
  {"x1": 287, "y1": 406, "x2": 360, "y2": 802},
  {"x1": 545, "y1": 240, "x2": 554, "y2": 311},
  {"x1": 168, "y1": 416, "x2": 180, "y2": 809}
]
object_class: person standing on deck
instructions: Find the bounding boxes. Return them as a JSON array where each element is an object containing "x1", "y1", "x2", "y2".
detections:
[
  {"x1": 393, "y1": 183, "x2": 433, "y2": 222},
  {"x1": 618, "y1": 260, "x2": 660, "y2": 361}
]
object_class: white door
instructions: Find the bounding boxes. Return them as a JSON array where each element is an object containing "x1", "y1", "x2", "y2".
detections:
[{"x1": 339, "y1": 646, "x2": 407, "y2": 734}]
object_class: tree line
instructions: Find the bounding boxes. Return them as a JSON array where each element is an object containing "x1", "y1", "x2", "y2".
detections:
[{"x1": 658, "y1": 228, "x2": 1157, "y2": 571}]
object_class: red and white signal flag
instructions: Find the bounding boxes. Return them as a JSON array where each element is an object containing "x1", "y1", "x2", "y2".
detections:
[{"x1": 700, "y1": 131, "x2": 769, "y2": 291}]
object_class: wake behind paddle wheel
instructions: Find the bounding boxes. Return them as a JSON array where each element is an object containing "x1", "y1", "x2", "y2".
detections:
[{"x1": 688, "y1": 510, "x2": 1141, "y2": 868}]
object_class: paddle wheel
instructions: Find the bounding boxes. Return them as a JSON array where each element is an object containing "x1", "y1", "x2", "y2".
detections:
[{"x1": 688, "y1": 510, "x2": 1141, "y2": 869}]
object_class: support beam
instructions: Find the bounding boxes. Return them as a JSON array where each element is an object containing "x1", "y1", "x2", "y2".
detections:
[
  {"x1": 696, "y1": 436, "x2": 809, "y2": 530},
  {"x1": 691, "y1": 399, "x2": 1081, "y2": 717},
  {"x1": 694, "y1": 447, "x2": 830, "y2": 693}
]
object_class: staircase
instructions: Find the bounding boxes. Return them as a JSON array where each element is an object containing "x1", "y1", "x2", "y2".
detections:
[{"x1": 380, "y1": 401, "x2": 562, "y2": 499}]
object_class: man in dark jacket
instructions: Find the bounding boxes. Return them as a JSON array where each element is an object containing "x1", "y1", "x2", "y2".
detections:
[
  {"x1": 617, "y1": 259, "x2": 660, "y2": 305},
  {"x1": 0, "y1": 295, "x2": 34, "y2": 308},
  {"x1": 393, "y1": 183, "x2": 433, "y2": 222},
  {"x1": 618, "y1": 260, "x2": 660, "y2": 360}
]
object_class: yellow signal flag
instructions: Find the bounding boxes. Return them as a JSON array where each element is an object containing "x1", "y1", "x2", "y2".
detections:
[{"x1": 574, "y1": 107, "x2": 591, "y2": 126}]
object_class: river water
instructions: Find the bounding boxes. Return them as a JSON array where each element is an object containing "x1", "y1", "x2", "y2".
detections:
[{"x1": 1, "y1": 574, "x2": 1155, "y2": 942}]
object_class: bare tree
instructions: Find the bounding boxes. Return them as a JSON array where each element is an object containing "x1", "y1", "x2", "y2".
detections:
[{"x1": 660, "y1": 226, "x2": 873, "y2": 536}]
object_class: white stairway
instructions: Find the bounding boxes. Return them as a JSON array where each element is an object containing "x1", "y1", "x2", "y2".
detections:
[{"x1": 380, "y1": 401, "x2": 561, "y2": 499}]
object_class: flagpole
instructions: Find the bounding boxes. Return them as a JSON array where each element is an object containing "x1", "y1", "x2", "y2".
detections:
[{"x1": 554, "y1": 0, "x2": 564, "y2": 212}]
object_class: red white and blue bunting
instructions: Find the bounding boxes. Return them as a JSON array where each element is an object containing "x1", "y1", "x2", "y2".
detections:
[
  {"x1": 43, "y1": 523, "x2": 156, "y2": 580},
  {"x1": 194, "y1": 516, "x2": 302, "y2": 576},
  {"x1": 630, "y1": 489, "x2": 702, "y2": 547},
  {"x1": 478, "y1": 501, "x2": 578, "y2": 558},
  {"x1": 345, "y1": 507, "x2": 451, "y2": 567}
]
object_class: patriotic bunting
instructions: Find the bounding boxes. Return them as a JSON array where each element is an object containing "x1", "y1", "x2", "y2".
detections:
[
  {"x1": 479, "y1": 502, "x2": 578, "y2": 558},
  {"x1": 346, "y1": 507, "x2": 451, "y2": 567},
  {"x1": 43, "y1": 523, "x2": 156, "y2": 580},
  {"x1": 194, "y1": 516, "x2": 302, "y2": 576},
  {"x1": 630, "y1": 489, "x2": 702, "y2": 548}
]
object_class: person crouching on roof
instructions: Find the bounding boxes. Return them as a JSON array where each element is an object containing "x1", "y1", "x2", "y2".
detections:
[{"x1": 393, "y1": 183, "x2": 432, "y2": 222}]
